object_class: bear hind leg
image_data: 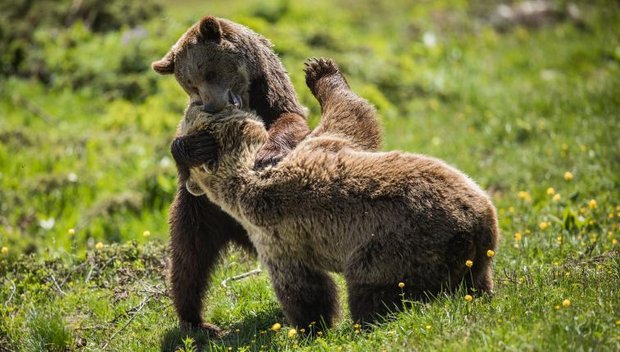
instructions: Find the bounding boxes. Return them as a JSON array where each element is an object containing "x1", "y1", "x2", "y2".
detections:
[
  {"x1": 471, "y1": 262, "x2": 494, "y2": 294},
  {"x1": 468, "y1": 218, "x2": 499, "y2": 295},
  {"x1": 346, "y1": 281, "x2": 406, "y2": 327}
]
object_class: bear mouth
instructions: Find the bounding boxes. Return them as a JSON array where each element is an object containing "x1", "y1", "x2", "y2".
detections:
[{"x1": 228, "y1": 91, "x2": 242, "y2": 109}]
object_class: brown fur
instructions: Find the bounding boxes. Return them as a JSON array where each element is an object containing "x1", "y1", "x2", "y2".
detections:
[
  {"x1": 181, "y1": 58, "x2": 500, "y2": 328},
  {"x1": 153, "y1": 16, "x2": 310, "y2": 334}
]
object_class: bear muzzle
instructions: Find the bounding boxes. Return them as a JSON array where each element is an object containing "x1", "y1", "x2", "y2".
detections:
[{"x1": 202, "y1": 90, "x2": 242, "y2": 113}]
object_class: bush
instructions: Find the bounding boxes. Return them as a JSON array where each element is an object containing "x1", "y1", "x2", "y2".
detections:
[{"x1": 0, "y1": 0, "x2": 161, "y2": 100}]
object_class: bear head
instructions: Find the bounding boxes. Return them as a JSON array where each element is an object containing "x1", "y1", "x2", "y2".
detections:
[
  {"x1": 180, "y1": 104, "x2": 269, "y2": 196},
  {"x1": 152, "y1": 16, "x2": 250, "y2": 113}
]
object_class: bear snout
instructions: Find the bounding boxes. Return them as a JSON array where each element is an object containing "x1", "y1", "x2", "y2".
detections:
[{"x1": 201, "y1": 90, "x2": 242, "y2": 112}]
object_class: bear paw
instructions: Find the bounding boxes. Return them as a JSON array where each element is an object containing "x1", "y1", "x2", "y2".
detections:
[
  {"x1": 180, "y1": 320, "x2": 228, "y2": 338},
  {"x1": 304, "y1": 57, "x2": 349, "y2": 97},
  {"x1": 171, "y1": 131, "x2": 219, "y2": 169}
]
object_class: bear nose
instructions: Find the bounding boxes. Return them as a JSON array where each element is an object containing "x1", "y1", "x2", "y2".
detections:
[{"x1": 199, "y1": 87, "x2": 227, "y2": 113}]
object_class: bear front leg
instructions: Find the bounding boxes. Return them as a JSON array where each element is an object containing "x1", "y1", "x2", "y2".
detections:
[
  {"x1": 304, "y1": 58, "x2": 381, "y2": 151},
  {"x1": 263, "y1": 257, "x2": 339, "y2": 331},
  {"x1": 169, "y1": 183, "x2": 254, "y2": 335},
  {"x1": 254, "y1": 112, "x2": 309, "y2": 169}
]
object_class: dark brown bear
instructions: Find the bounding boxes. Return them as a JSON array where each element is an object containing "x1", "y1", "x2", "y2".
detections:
[
  {"x1": 179, "y1": 58, "x2": 499, "y2": 329},
  {"x1": 152, "y1": 16, "x2": 309, "y2": 335}
]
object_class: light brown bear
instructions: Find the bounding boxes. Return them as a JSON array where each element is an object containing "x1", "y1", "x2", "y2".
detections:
[
  {"x1": 152, "y1": 16, "x2": 309, "y2": 334},
  {"x1": 179, "y1": 58, "x2": 500, "y2": 329}
]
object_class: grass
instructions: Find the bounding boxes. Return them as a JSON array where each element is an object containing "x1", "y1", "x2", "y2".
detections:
[{"x1": 1, "y1": 0, "x2": 619, "y2": 350}]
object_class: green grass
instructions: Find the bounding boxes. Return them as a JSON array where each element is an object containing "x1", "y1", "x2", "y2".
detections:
[{"x1": 1, "y1": 0, "x2": 619, "y2": 350}]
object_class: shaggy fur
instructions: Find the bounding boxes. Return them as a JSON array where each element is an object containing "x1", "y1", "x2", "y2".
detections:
[
  {"x1": 181, "y1": 58, "x2": 500, "y2": 328},
  {"x1": 152, "y1": 16, "x2": 310, "y2": 334}
]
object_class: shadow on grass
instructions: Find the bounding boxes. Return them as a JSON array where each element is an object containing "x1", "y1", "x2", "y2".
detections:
[{"x1": 160, "y1": 307, "x2": 283, "y2": 351}]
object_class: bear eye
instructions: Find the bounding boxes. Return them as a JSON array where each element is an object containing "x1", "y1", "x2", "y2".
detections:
[{"x1": 204, "y1": 71, "x2": 216, "y2": 81}]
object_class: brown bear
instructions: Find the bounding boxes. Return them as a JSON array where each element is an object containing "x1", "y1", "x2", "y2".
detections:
[
  {"x1": 179, "y1": 58, "x2": 499, "y2": 329},
  {"x1": 152, "y1": 16, "x2": 310, "y2": 334}
]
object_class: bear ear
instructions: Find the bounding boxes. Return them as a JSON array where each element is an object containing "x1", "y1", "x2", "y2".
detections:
[
  {"x1": 152, "y1": 50, "x2": 175, "y2": 75},
  {"x1": 198, "y1": 16, "x2": 222, "y2": 43}
]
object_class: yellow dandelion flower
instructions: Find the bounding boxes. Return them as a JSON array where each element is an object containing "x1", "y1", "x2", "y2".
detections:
[
  {"x1": 564, "y1": 171, "x2": 573, "y2": 181},
  {"x1": 398, "y1": 282, "x2": 405, "y2": 288},
  {"x1": 425, "y1": 325, "x2": 432, "y2": 329},
  {"x1": 487, "y1": 250, "x2": 495, "y2": 258},
  {"x1": 271, "y1": 323, "x2": 281, "y2": 331},
  {"x1": 287, "y1": 329, "x2": 297, "y2": 338},
  {"x1": 588, "y1": 199, "x2": 597, "y2": 209},
  {"x1": 68, "y1": 228, "x2": 76, "y2": 235},
  {"x1": 95, "y1": 242, "x2": 104, "y2": 250},
  {"x1": 616, "y1": 320, "x2": 620, "y2": 325},
  {"x1": 546, "y1": 187, "x2": 556, "y2": 196},
  {"x1": 612, "y1": 239, "x2": 618, "y2": 245},
  {"x1": 554, "y1": 305, "x2": 560, "y2": 310},
  {"x1": 517, "y1": 191, "x2": 532, "y2": 202},
  {"x1": 464, "y1": 294, "x2": 473, "y2": 302},
  {"x1": 514, "y1": 232, "x2": 523, "y2": 241},
  {"x1": 562, "y1": 299, "x2": 571, "y2": 308},
  {"x1": 465, "y1": 260, "x2": 473, "y2": 268},
  {"x1": 539, "y1": 221, "x2": 550, "y2": 230},
  {"x1": 553, "y1": 194, "x2": 561, "y2": 202},
  {"x1": 143, "y1": 230, "x2": 151, "y2": 237},
  {"x1": 1, "y1": 246, "x2": 8, "y2": 255}
]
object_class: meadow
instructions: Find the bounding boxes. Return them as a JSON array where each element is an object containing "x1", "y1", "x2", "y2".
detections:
[{"x1": 0, "y1": 0, "x2": 618, "y2": 350}]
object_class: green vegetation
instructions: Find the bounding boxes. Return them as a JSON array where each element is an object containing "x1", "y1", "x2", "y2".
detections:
[{"x1": 1, "y1": 0, "x2": 619, "y2": 350}]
